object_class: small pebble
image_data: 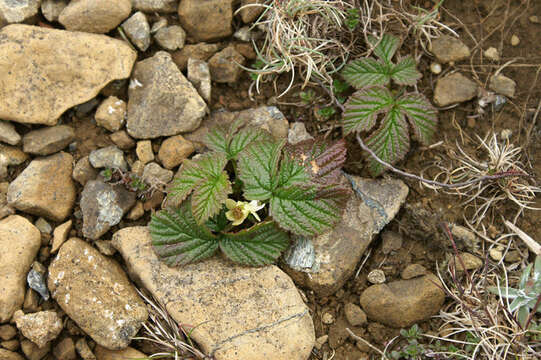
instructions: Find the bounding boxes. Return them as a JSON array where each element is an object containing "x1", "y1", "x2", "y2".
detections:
[
  {"x1": 529, "y1": 15, "x2": 540, "y2": 24},
  {"x1": 321, "y1": 312, "x2": 334, "y2": 325},
  {"x1": 367, "y1": 269, "x2": 386, "y2": 284},
  {"x1": 510, "y1": 35, "x2": 520, "y2": 46},
  {"x1": 489, "y1": 248, "x2": 503, "y2": 261},
  {"x1": 504, "y1": 250, "x2": 522, "y2": 263},
  {"x1": 430, "y1": 62, "x2": 442, "y2": 74},
  {"x1": 467, "y1": 117, "x2": 476, "y2": 128},
  {"x1": 314, "y1": 335, "x2": 328, "y2": 350},
  {"x1": 484, "y1": 47, "x2": 500, "y2": 61}
]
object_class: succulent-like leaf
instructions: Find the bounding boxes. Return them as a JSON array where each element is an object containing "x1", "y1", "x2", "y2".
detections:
[
  {"x1": 270, "y1": 185, "x2": 349, "y2": 236},
  {"x1": 396, "y1": 93, "x2": 438, "y2": 145},
  {"x1": 342, "y1": 86, "x2": 394, "y2": 135},
  {"x1": 365, "y1": 106, "x2": 411, "y2": 176},
  {"x1": 368, "y1": 33, "x2": 400, "y2": 63},
  {"x1": 341, "y1": 58, "x2": 391, "y2": 89},
  {"x1": 391, "y1": 56, "x2": 422, "y2": 86},
  {"x1": 237, "y1": 139, "x2": 285, "y2": 200},
  {"x1": 150, "y1": 201, "x2": 219, "y2": 266},
  {"x1": 192, "y1": 169, "x2": 232, "y2": 224},
  {"x1": 219, "y1": 221, "x2": 290, "y2": 266}
]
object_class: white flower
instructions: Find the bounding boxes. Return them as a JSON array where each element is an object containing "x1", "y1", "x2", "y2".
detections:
[{"x1": 225, "y1": 199, "x2": 265, "y2": 226}]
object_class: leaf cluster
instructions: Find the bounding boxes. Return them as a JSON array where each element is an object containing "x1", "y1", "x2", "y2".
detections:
[
  {"x1": 149, "y1": 121, "x2": 349, "y2": 266},
  {"x1": 341, "y1": 34, "x2": 438, "y2": 175}
]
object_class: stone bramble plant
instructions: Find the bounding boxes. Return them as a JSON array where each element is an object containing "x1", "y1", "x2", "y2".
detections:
[{"x1": 149, "y1": 120, "x2": 349, "y2": 266}]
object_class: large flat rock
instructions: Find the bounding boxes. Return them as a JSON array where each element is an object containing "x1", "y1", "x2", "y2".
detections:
[
  {"x1": 113, "y1": 227, "x2": 315, "y2": 360},
  {"x1": 0, "y1": 25, "x2": 136, "y2": 125}
]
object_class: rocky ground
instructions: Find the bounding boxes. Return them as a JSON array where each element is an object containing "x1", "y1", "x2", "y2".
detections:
[{"x1": 0, "y1": 1, "x2": 539, "y2": 360}]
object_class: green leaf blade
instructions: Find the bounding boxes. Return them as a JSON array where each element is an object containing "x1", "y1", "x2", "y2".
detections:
[
  {"x1": 220, "y1": 221, "x2": 290, "y2": 266},
  {"x1": 227, "y1": 127, "x2": 272, "y2": 160},
  {"x1": 343, "y1": 86, "x2": 394, "y2": 135},
  {"x1": 238, "y1": 139, "x2": 285, "y2": 200},
  {"x1": 397, "y1": 93, "x2": 438, "y2": 145},
  {"x1": 365, "y1": 107, "x2": 411, "y2": 176},
  {"x1": 369, "y1": 34, "x2": 400, "y2": 63},
  {"x1": 203, "y1": 125, "x2": 229, "y2": 154},
  {"x1": 270, "y1": 185, "x2": 349, "y2": 237},
  {"x1": 150, "y1": 201, "x2": 219, "y2": 266},
  {"x1": 192, "y1": 170, "x2": 232, "y2": 224},
  {"x1": 341, "y1": 58, "x2": 391, "y2": 89},
  {"x1": 391, "y1": 56, "x2": 422, "y2": 86}
]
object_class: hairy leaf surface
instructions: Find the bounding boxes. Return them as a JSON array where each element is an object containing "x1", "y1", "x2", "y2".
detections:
[
  {"x1": 204, "y1": 122, "x2": 271, "y2": 160},
  {"x1": 391, "y1": 56, "x2": 422, "y2": 85},
  {"x1": 343, "y1": 87, "x2": 394, "y2": 135},
  {"x1": 341, "y1": 58, "x2": 391, "y2": 89},
  {"x1": 150, "y1": 201, "x2": 219, "y2": 266},
  {"x1": 220, "y1": 221, "x2": 290, "y2": 266},
  {"x1": 368, "y1": 33, "x2": 400, "y2": 63},
  {"x1": 396, "y1": 93, "x2": 438, "y2": 145},
  {"x1": 192, "y1": 170, "x2": 232, "y2": 224}
]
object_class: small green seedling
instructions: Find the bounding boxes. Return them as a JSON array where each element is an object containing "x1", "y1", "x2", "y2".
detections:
[
  {"x1": 488, "y1": 255, "x2": 541, "y2": 329},
  {"x1": 344, "y1": 8, "x2": 361, "y2": 30},
  {"x1": 341, "y1": 33, "x2": 438, "y2": 175},
  {"x1": 149, "y1": 120, "x2": 349, "y2": 266}
]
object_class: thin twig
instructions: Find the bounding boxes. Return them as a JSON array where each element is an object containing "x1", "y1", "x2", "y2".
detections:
[
  {"x1": 345, "y1": 328, "x2": 389, "y2": 359},
  {"x1": 504, "y1": 220, "x2": 541, "y2": 256}
]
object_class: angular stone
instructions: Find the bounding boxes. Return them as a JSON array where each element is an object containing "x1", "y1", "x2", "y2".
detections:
[
  {"x1": 95, "y1": 97, "x2": 126, "y2": 132},
  {"x1": 22, "y1": 125, "x2": 75, "y2": 156},
  {"x1": 453, "y1": 252, "x2": 483, "y2": 272},
  {"x1": 208, "y1": 46, "x2": 246, "y2": 83},
  {"x1": 48, "y1": 238, "x2": 148, "y2": 349},
  {"x1": 132, "y1": 0, "x2": 177, "y2": 13},
  {"x1": 135, "y1": 141, "x2": 154, "y2": 164},
  {"x1": 41, "y1": 0, "x2": 69, "y2": 22},
  {"x1": 0, "y1": 349, "x2": 24, "y2": 360},
  {"x1": 80, "y1": 180, "x2": 136, "y2": 240},
  {"x1": 52, "y1": 337, "x2": 76, "y2": 360},
  {"x1": 285, "y1": 175, "x2": 408, "y2": 296},
  {"x1": 360, "y1": 274, "x2": 445, "y2": 328},
  {"x1": 13, "y1": 310, "x2": 63, "y2": 348},
  {"x1": 127, "y1": 52, "x2": 207, "y2": 139},
  {"x1": 0, "y1": 0, "x2": 39, "y2": 23},
  {"x1": 430, "y1": 35, "x2": 471, "y2": 63},
  {"x1": 288, "y1": 122, "x2": 313, "y2": 145},
  {"x1": 59, "y1": 0, "x2": 132, "y2": 33},
  {"x1": 0, "y1": 324, "x2": 16, "y2": 340},
  {"x1": 113, "y1": 227, "x2": 315, "y2": 360},
  {"x1": 109, "y1": 131, "x2": 135, "y2": 150},
  {"x1": 20, "y1": 339, "x2": 50, "y2": 360},
  {"x1": 187, "y1": 58, "x2": 211, "y2": 102},
  {"x1": 75, "y1": 338, "x2": 96, "y2": 360},
  {"x1": 434, "y1": 72, "x2": 478, "y2": 107},
  {"x1": 344, "y1": 303, "x2": 367, "y2": 326},
  {"x1": 401, "y1": 264, "x2": 427, "y2": 279},
  {"x1": 7, "y1": 152, "x2": 76, "y2": 221},
  {"x1": 94, "y1": 346, "x2": 147, "y2": 360},
  {"x1": 51, "y1": 220, "x2": 72, "y2": 254},
  {"x1": 73, "y1": 156, "x2": 98, "y2": 186},
  {"x1": 89, "y1": 146, "x2": 127, "y2": 171},
  {"x1": 142, "y1": 162, "x2": 173, "y2": 187},
  {"x1": 0, "y1": 216, "x2": 41, "y2": 323},
  {"x1": 157, "y1": 135, "x2": 194, "y2": 169},
  {"x1": 489, "y1": 74, "x2": 516, "y2": 98},
  {"x1": 121, "y1": 11, "x2": 150, "y2": 51},
  {"x1": 178, "y1": 0, "x2": 233, "y2": 42},
  {"x1": 171, "y1": 42, "x2": 220, "y2": 71},
  {"x1": 0, "y1": 25, "x2": 136, "y2": 125},
  {"x1": 154, "y1": 25, "x2": 186, "y2": 51},
  {"x1": 0, "y1": 121, "x2": 21, "y2": 145},
  {"x1": 0, "y1": 144, "x2": 27, "y2": 166}
]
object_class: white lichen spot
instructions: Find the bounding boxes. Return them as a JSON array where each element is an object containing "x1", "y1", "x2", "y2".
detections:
[
  {"x1": 129, "y1": 78, "x2": 143, "y2": 89},
  {"x1": 65, "y1": 293, "x2": 70, "y2": 304},
  {"x1": 116, "y1": 319, "x2": 126, "y2": 326},
  {"x1": 107, "y1": 106, "x2": 116, "y2": 115},
  {"x1": 125, "y1": 304, "x2": 132, "y2": 311},
  {"x1": 87, "y1": 255, "x2": 94, "y2": 262},
  {"x1": 96, "y1": 189, "x2": 123, "y2": 231},
  {"x1": 104, "y1": 310, "x2": 114, "y2": 319},
  {"x1": 114, "y1": 101, "x2": 123, "y2": 106},
  {"x1": 84, "y1": 249, "x2": 89, "y2": 255}
]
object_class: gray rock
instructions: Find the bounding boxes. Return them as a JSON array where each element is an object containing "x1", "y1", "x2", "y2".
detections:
[
  {"x1": 285, "y1": 175, "x2": 409, "y2": 296},
  {"x1": 288, "y1": 122, "x2": 313, "y2": 145},
  {"x1": 142, "y1": 162, "x2": 173, "y2": 186},
  {"x1": 89, "y1": 146, "x2": 127, "y2": 171},
  {"x1": 208, "y1": 46, "x2": 246, "y2": 83},
  {"x1": 430, "y1": 35, "x2": 471, "y2": 63},
  {"x1": 48, "y1": 238, "x2": 148, "y2": 349},
  {"x1": 154, "y1": 25, "x2": 186, "y2": 51},
  {"x1": 94, "y1": 96, "x2": 126, "y2": 132},
  {"x1": 0, "y1": 25, "x2": 136, "y2": 126},
  {"x1": 0, "y1": 121, "x2": 21, "y2": 145},
  {"x1": 80, "y1": 180, "x2": 136, "y2": 239},
  {"x1": 401, "y1": 264, "x2": 427, "y2": 279},
  {"x1": 150, "y1": 17, "x2": 167, "y2": 33},
  {"x1": 360, "y1": 274, "x2": 445, "y2": 328},
  {"x1": 13, "y1": 310, "x2": 63, "y2": 348},
  {"x1": 0, "y1": 216, "x2": 41, "y2": 323},
  {"x1": 132, "y1": 0, "x2": 177, "y2": 13},
  {"x1": 22, "y1": 125, "x2": 75, "y2": 155},
  {"x1": 187, "y1": 58, "x2": 211, "y2": 102},
  {"x1": 489, "y1": 74, "x2": 516, "y2": 98},
  {"x1": 433, "y1": 72, "x2": 478, "y2": 107},
  {"x1": 73, "y1": 156, "x2": 98, "y2": 186},
  {"x1": 381, "y1": 231, "x2": 402, "y2": 254},
  {"x1": 452, "y1": 252, "x2": 483, "y2": 272},
  {"x1": 27, "y1": 268, "x2": 49, "y2": 300},
  {"x1": 113, "y1": 226, "x2": 315, "y2": 360},
  {"x1": 59, "y1": 0, "x2": 132, "y2": 34},
  {"x1": 344, "y1": 303, "x2": 367, "y2": 326},
  {"x1": 127, "y1": 52, "x2": 207, "y2": 139},
  {"x1": 367, "y1": 269, "x2": 386, "y2": 284},
  {"x1": 0, "y1": 0, "x2": 39, "y2": 23},
  {"x1": 41, "y1": 0, "x2": 68, "y2": 22},
  {"x1": 110, "y1": 130, "x2": 135, "y2": 150},
  {"x1": 172, "y1": 42, "x2": 220, "y2": 71},
  {"x1": 178, "y1": 0, "x2": 233, "y2": 42},
  {"x1": 7, "y1": 152, "x2": 76, "y2": 221},
  {"x1": 121, "y1": 11, "x2": 150, "y2": 51}
]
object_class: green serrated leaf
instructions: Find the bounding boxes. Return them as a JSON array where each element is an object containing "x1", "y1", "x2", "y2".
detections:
[
  {"x1": 270, "y1": 185, "x2": 349, "y2": 236},
  {"x1": 342, "y1": 86, "x2": 394, "y2": 135},
  {"x1": 170, "y1": 153, "x2": 220, "y2": 203},
  {"x1": 341, "y1": 58, "x2": 391, "y2": 89},
  {"x1": 150, "y1": 201, "x2": 219, "y2": 266},
  {"x1": 368, "y1": 34, "x2": 400, "y2": 63},
  {"x1": 220, "y1": 221, "x2": 290, "y2": 266},
  {"x1": 204, "y1": 125, "x2": 229, "y2": 154},
  {"x1": 277, "y1": 150, "x2": 311, "y2": 188},
  {"x1": 396, "y1": 93, "x2": 438, "y2": 145},
  {"x1": 192, "y1": 170, "x2": 232, "y2": 224},
  {"x1": 205, "y1": 209, "x2": 229, "y2": 232},
  {"x1": 391, "y1": 56, "x2": 422, "y2": 86},
  {"x1": 238, "y1": 139, "x2": 285, "y2": 200},
  {"x1": 227, "y1": 127, "x2": 272, "y2": 159},
  {"x1": 365, "y1": 106, "x2": 410, "y2": 176}
]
